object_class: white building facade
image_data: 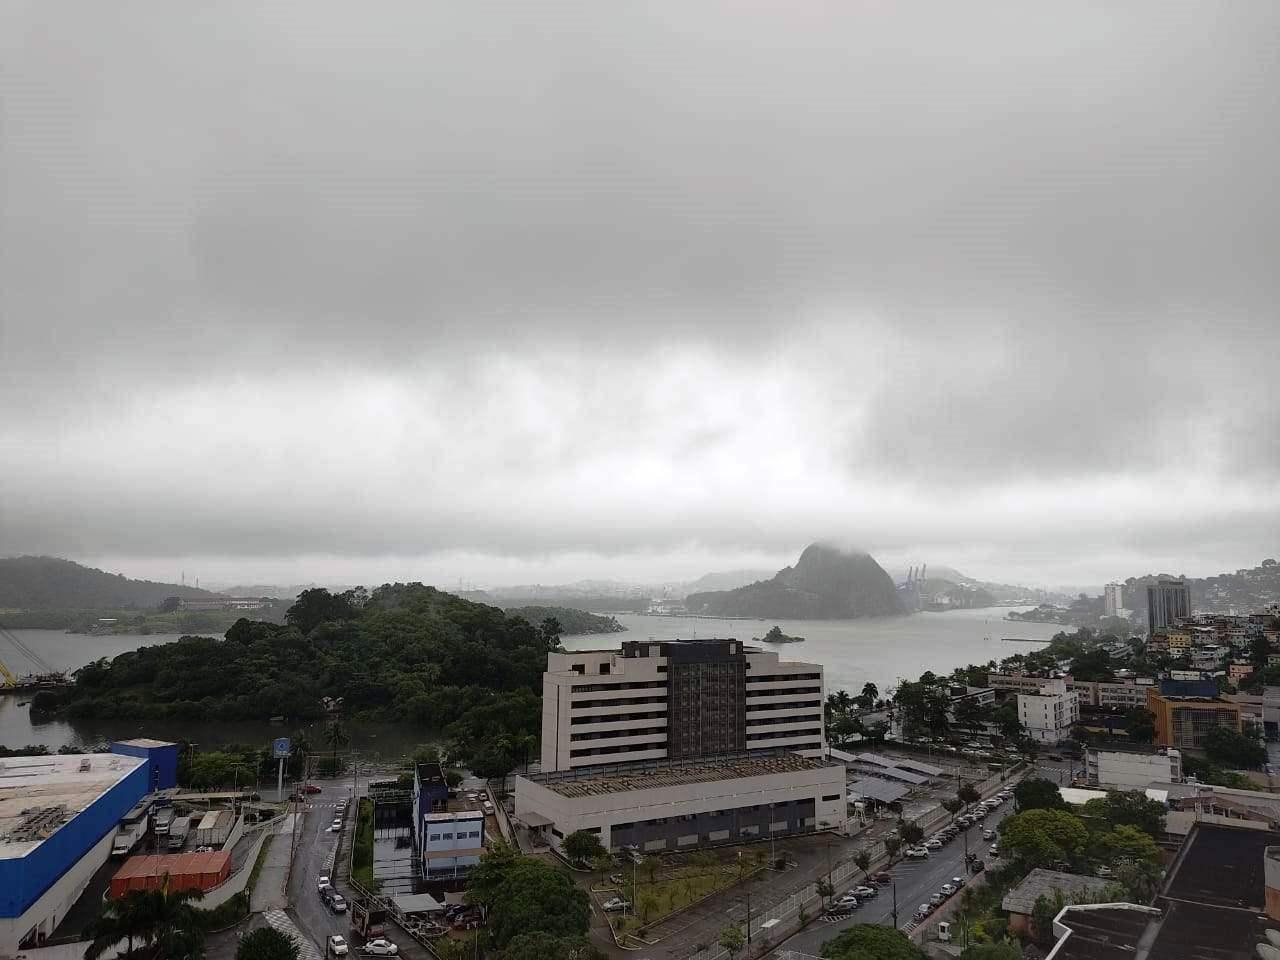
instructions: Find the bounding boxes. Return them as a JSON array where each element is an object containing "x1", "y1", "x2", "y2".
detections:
[
  {"x1": 540, "y1": 639, "x2": 825, "y2": 773},
  {"x1": 1018, "y1": 679, "x2": 1080, "y2": 744},
  {"x1": 1103, "y1": 583, "x2": 1124, "y2": 618},
  {"x1": 419, "y1": 811, "x2": 485, "y2": 881},
  {"x1": 1086, "y1": 748, "x2": 1181, "y2": 790}
]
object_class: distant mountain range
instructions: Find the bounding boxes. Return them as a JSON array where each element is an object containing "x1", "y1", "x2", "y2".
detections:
[
  {"x1": 685, "y1": 543, "x2": 905, "y2": 619},
  {"x1": 1122, "y1": 559, "x2": 1280, "y2": 618},
  {"x1": 0, "y1": 556, "x2": 221, "y2": 610}
]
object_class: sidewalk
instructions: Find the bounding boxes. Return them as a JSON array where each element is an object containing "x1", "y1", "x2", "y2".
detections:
[{"x1": 250, "y1": 815, "x2": 296, "y2": 912}]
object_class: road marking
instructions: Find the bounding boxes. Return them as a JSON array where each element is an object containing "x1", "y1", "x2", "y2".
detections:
[{"x1": 263, "y1": 909, "x2": 323, "y2": 960}]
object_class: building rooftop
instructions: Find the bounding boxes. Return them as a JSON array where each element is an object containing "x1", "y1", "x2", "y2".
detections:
[
  {"x1": 1002, "y1": 868, "x2": 1112, "y2": 916},
  {"x1": 112, "y1": 850, "x2": 231, "y2": 883},
  {"x1": 526, "y1": 751, "x2": 840, "y2": 799},
  {"x1": 114, "y1": 738, "x2": 176, "y2": 749},
  {"x1": 1050, "y1": 904, "x2": 1162, "y2": 960},
  {"x1": 0, "y1": 753, "x2": 146, "y2": 859}
]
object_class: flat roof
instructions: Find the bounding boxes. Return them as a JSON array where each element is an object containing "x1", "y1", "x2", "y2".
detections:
[
  {"x1": 847, "y1": 778, "x2": 909, "y2": 804},
  {"x1": 527, "y1": 752, "x2": 840, "y2": 799},
  {"x1": 1052, "y1": 904, "x2": 1162, "y2": 960},
  {"x1": 0, "y1": 753, "x2": 146, "y2": 859},
  {"x1": 1002, "y1": 869, "x2": 1111, "y2": 915},
  {"x1": 113, "y1": 850, "x2": 230, "y2": 880},
  {"x1": 114, "y1": 738, "x2": 176, "y2": 749}
]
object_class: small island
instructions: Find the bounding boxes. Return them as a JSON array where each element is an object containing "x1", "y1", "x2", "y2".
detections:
[{"x1": 754, "y1": 625, "x2": 804, "y2": 644}]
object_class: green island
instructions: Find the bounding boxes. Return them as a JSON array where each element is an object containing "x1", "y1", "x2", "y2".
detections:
[
  {"x1": 31, "y1": 584, "x2": 557, "y2": 777},
  {"x1": 501, "y1": 604, "x2": 625, "y2": 635}
]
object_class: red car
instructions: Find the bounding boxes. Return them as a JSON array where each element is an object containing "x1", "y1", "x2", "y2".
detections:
[{"x1": 305, "y1": 784, "x2": 322, "y2": 794}]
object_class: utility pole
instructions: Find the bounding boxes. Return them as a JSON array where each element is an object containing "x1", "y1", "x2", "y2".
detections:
[
  {"x1": 745, "y1": 890, "x2": 752, "y2": 948},
  {"x1": 891, "y1": 880, "x2": 899, "y2": 928}
]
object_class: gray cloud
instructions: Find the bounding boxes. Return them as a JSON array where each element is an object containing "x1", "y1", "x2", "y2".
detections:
[{"x1": 1, "y1": 1, "x2": 1277, "y2": 586}]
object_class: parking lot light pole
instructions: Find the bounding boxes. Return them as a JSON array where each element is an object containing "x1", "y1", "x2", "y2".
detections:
[{"x1": 891, "y1": 880, "x2": 898, "y2": 928}]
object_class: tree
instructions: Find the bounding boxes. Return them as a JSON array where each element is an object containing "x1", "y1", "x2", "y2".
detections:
[
  {"x1": 820, "y1": 923, "x2": 927, "y2": 959},
  {"x1": 1250, "y1": 633, "x2": 1271, "y2": 668},
  {"x1": 1081, "y1": 791, "x2": 1166, "y2": 837},
  {"x1": 859, "y1": 682, "x2": 879, "y2": 710},
  {"x1": 539, "y1": 617, "x2": 563, "y2": 649},
  {"x1": 853, "y1": 850, "x2": 871, "y2": 881},
  {"x1": 900, "y1": 821, "x2": 924, "y2": 846},
  {"x1": 817, "y1": 879, "x2": 835, "y2": 910},
  {"x1": 719, "y1": 926, "x2": 746, "y2": 959},
  {"x1": 1069, "y1": 648, "x2": 1114, "y2": 682},
  {"x1": 959, "y1": 946, "x2": 1021, "y2": 960},
  {"x1": 1124, "y1": 707, "x2": 1156, "y2": 744},
  {"x1": 958, "y1": 782, "x2": 981, "y2": 807},
  {"x1": 477, "y1": 856, "x2": 591, "y2": 947},
  {"x1": 1000, "y1": 809, "x2": 1088, "y2": 869},
  {"x1": 590, "y1": 853, "x2": 614, "y2": 888},
  {"x1": 1031, "y1": 891, "x2": 1067, "y2": 945},
  {"x1": 323, "y1": 719, "x2": 348, "y2": 767},
  {"x1": 1114, "y1": 859, "x2": 1163, "y2": 903},
  {"x1": 1203, "y1": 726, "x2": 1267, "y2": 769},
  {"x1": 943, "y1": 797, "x2": 965, "y2": 819},
  {"x1": 641, "y1": 855, "x2": 659, "y2": 884},
  {"x1": 1100, "y1": 824, "x2": 1161, "y2": 865},
  {"x1": 1013, "y1": 777, "x2": 1065, "y2": 812},
  {"x1": 235, "y1": 928, "x2": 300, "y2": 960},
  {"x1": 638, "y1": 892, "x2": 660, "y2": 924},
  {"x1": 883, "y1": 837, "x2": 902, "y2": 863},
  {"x1": 85, "y1": 890, "x2": 154, "y2": 959},
  {"x1": 954, "y1": 697, "x2": 991, "y2": 732},
  {"x1": 285, "y1": 587, "x2": 357, "y2": 633},
  {"x1": 502, "y1": 933, "x2": 603, "y2": 960},
  {"x1": 563, "y1": 829, "x2": 607, "y2": 866}
]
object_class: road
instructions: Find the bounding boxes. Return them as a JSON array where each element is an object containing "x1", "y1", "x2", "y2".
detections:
[
  {"x1": 286, "y1": 777, "x2": 358, "y2": 958},
  {"x1": 771, "y1": 801, "x2": 1014, "y2": 958}
]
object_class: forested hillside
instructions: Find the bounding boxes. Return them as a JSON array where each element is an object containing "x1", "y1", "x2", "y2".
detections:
[
  {"x1": 502, "y1": 605, "x2": 624, "y2": 635},
  {"x1": 32, "y1": 583, "x2": 556, "y2": 775},
  {"x1": 0, "y1": 557, "x2": 218, "y2": 609}
]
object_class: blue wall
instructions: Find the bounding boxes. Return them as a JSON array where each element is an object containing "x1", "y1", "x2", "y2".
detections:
[
  {"x1": 110, "y1": 741, "x2": 178, "y2": 791},
  {"x1": 0, "y1": 761, "x2": 149, "y2": 918}
]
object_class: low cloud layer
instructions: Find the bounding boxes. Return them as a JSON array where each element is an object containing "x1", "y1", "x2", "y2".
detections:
[{"x1": 2, "y1": 2, "x2": 1277, "y2": 588}]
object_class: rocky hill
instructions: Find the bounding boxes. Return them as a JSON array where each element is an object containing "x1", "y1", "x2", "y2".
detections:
[{"x1": 685, "y1": 544, "x2": 905, "y2": 619}]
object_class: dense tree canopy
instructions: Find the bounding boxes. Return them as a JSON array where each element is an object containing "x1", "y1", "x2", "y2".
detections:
[
  {"x1": 999, "y1": 808, "x2": 1088, "y2": 869},
  {"x1": 1014, "y1": 778, "x2": 1066, "y2": 813},
  {"x1": 468, "y1": 844, "x2": 590, "y2": 947},
  {"x1": 1202, "y1": 726, "x2": 1267, "y2": 769},
  {"x1": 1080, "y1": 791, "x2": 1165, "y2": 837},
  {"x1": 821, "y1": 924, "x2": 927, "y2": 959},
  {"x1": 235, "y1": 927, "x2": 300, "y2": 960}
]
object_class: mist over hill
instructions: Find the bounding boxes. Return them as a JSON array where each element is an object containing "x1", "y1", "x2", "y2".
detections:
[
  {"x1": 0, "y1": 556, "x2": 220, "y2": 610},
  {"x1": 685, "y1": 543, "x2": 905, "y2": 619}
]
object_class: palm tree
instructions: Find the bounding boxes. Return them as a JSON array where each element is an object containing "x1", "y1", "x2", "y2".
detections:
[
  {"x1": 324, "y1": 719, "x2": 348, "y2": 767},
  {"x1": 87, "y1": 882, "x2": 205, "y2": 960},
  {"x1": 86, "y1": 890, "x2": 154, "y2": 959},
  {"x1": 149, "y1": 883, "x2": 205, "y2": 960},
  {"x1": 860, "y1": 681, "x2": 878, "y2": 709}
]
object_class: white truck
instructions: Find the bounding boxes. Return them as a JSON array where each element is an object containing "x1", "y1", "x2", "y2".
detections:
[
  {"x1": 154, "y1": 807, "x2": 174, "y2": 837},
  {"x1": 111, "y1": 814, "x2": 149, "y2": 858},
  {"x1": 167, "y1": 815, "x2": 191, "y2": 851}
]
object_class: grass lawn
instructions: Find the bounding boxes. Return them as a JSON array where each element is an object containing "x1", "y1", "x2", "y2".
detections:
[{"x1": 608, "y1": 850, "x2": 766, "y2": 935}]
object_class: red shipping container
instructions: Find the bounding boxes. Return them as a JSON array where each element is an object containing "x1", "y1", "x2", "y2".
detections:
[{"x1": 110, "y1": 851, "x2": 231, "y2": 898}]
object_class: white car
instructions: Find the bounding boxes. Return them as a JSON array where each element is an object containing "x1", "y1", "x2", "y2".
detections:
[
  {"x1": 905, "y1": 846, "x2": 929, "y2": 859},
  {"x1": 853, "y1": 886, "x2": 877, "y2": 898},
  {"x1": 328, "y1": 935, "x2": 349, "y2": 957},
  {"x1": 328, "y1": 820, "x2": 343, "y2": 832},
  {"x1": 952, "y1": 876, "x2": 966, "y2": 888},
  {"x1": 940, "y1": 883, "x2": 956, "y2": 896},
  {"x1": 989, "y1": 844, "x2": 1000, "y2": 857},
  {"x1": 317, "y1": 875, "x2": 331, "y2": 891},
  {"x1": 924, "y1": 838, "x2": 943, "y2": 850},
  {"x1": 983, "y1": 828, "x2": 997, "y2": 840},
  {"x1": 832, "y1": 894, "x2": 859, "y2": 910},
  {"x1": 601, "y1": 897, "x2": 631, "y2": 912},
  {"x1": 361, "y1": 939, "x2": 398, "y2": 956}
]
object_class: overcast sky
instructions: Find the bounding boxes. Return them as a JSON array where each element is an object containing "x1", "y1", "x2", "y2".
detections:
[{"x1": 2, "y1": 1, "x2": 1277, "y2": 591}]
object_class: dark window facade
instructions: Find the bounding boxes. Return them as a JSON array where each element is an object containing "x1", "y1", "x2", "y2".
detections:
[{"x1": 665, "y1": 641, "x2": 747, "y2": 759}]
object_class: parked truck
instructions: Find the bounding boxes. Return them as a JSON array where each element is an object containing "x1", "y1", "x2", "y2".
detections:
[
  {"x1": 154, "y1": 807, "x2": 174, "y2": 837},
  {"x1": 111, "y1": 814, "x2": 150, "y2": 858},
  {"x1": 167, "y1": 815, "x2": 191, "y2": 851},
  {"x1": 350, "y1": 899, "x2": 387, "y2": 940}
]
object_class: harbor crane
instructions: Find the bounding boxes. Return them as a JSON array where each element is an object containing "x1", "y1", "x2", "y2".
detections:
[{"x1": 0, "y1": 622, "x2": 67, "y2": 690}]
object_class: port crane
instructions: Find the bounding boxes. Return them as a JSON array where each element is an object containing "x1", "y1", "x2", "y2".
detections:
[{"x1": 0, "y1": 622, "x2": 67, "y2": 690}]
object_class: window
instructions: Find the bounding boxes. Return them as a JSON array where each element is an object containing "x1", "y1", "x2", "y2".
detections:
[
  {"x1": 600, "y1": 663, "x2": 610, "y2": 675},
  {"x1": 429, "y1": 833, "x2": 440, "y2": 841},
  {"x1": 822, "y1": 794, "x2": 841, "y2": 802}
]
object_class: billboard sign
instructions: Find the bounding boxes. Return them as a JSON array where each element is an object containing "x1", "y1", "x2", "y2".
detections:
[{"x1": 272, "y1": 737, "x2": 292, "y2": 759}]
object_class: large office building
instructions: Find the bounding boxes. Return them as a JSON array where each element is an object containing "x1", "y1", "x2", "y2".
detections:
[
  {"x1": 1017, "y1": 678, "x2": 1080, "y2": 744},
  {"x1": 539, "y1": 638, "x2": 825, "y2": 773},
  {"x1": 1147, "y1": 679, "x2": 1242, "y2": 749},
  {"x1": 1147, "y1": 578, "x2": 1190, "y2": 636},
  {"x1": 519, "y1": 638, "x2": 844, "y2": 856},
  {"x1": 1104, "y1": 582, "x2": 1124, "y2": 618}
]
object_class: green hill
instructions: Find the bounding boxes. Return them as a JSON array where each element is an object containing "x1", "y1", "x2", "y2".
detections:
[
  {"x1": 502, "y1": 605, "x2": 625, "y2": 635},
  {"x1": 0, "y1": 556, "x2": 220, "y2": 610}
]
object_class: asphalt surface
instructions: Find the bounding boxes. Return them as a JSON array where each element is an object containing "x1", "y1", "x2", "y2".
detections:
[
  {"x1": 287, "y1": 778, "x2": 358, "y2": 958},
  {"x1": 771, "y1": 800, "x2": 1014, "y2": 958}
]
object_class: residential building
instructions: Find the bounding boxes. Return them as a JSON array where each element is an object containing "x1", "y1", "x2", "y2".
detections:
[
  {"x1": 1104, "y1": 582, "x2": 1124, "y2": 618},
  {"x1": 986, "y1": 673, "x2": 1051, "y2": 696},
  {"x1": 1147, "y1": 680, "x2": 1242, "y2": 749},
  {"x1": 1146, "y1": 633, "x2": 1169, "y2": 656},
  {"x1": 1017, "y1": 678, "x2": 1080, "y2": 744},
  {"x1": 1147, "y1": 579, "x2": 1190, "y2": 636},
  {"x1": 1001, "y1": 869, "x2": 1111, "y2": 935},
  {"x1": 1229, "y1": 661, "x2": 1256, "y2": 683},
  {"x1": 514, "y1": 749, "x2": 847, "y2": 855},
  {"x1": 1166, "y1": 629, "x2": 1192, "y2": 657},
  {"x1": 539, "y1": 638, "x2": 824, "y2": 773},
  {"x1": 1085, "y1": 747, "x2": 1181, "y2": 790},
  {"x1": 0, "y1": 747, "x2": 168, "y2": 953}
]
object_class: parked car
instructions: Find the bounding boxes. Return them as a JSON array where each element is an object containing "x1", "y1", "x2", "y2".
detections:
[
  {"x1": 328, "y1": 819, "x2": 343, "y2": 832},
  {"x1": 853, "y1": 886, "x2": 877, "y2": 898},
  {"x1": 970, "y1": 859, "x2": 985, "y2": 874},
  {"x1": 601, "y1": 897, "x2": 631, "y2": 913},
  {"x1": 905, "y1": 846, "x2": 929, "y2": 859},
  {"x1": 929, "y1": 892, "x2": 945, "y2": 906},
  {"x1": 914, "y1": 904, "x2": 931, "y2": 921},
  {"x1": 361, "y1": 939, "x2": 398, "y2": 956},
  {"x1": 924, "y1": 838, "x2": 943, "y2": 850},
  {"x1": 305, "y1": 784, "x2": 322, "y2": 794},
  {"x1": 609, "y1": 873, "x2": 626, "y2": 886},
  {"x1": 330, "y1": 894, "x2": 347, "y2": 914},
  {"x1": 952, "y1": 876, "x2": 966, "y2": 888},
  {"x1": 873, "y1": 871, "x2": 892, "y2": 884},
  {"x1": 989, "y1": 845, "x2": 1000, "y2": 857},
  {"x1": 328, "y1": 935, "x2": 349, "y2": 957},
  {"x1": 983, "y1": 829, "x2": 996, "y2": 840},
  {"x1": 832, "y1": 894, "x2": 859, "y2": 910},
  {"x1": 317, "y1": 875, "x2": 331, "y2": 892},
  {"x1": 940, "y1": 883, "x2": 956, "y2": 896}
]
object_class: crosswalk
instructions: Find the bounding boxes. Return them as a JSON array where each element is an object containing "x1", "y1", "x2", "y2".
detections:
[
  {"x1": 305, "y1": 801, "x2": 348, "y2": 810},
  {"x1": 262, "y1": 909, "x2": 323, "y2": 960}
]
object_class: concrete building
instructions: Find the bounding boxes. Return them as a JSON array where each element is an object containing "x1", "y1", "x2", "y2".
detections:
[
  {"x1": 514, "y1": 750, "x2": 846, "y2": 855},
  {"x1": 0, "y1": 751, "x2": 153, "y2": 953},
  {"x1": 1104, "y1": 583, "x2": 1124, "y2": 618},
  {"x1": 1018, "y1": 678, "x2": 1080, "y2": 744},
  {"x1": 1147, "y1": 579, "x2": 1190, "y2": 636},
  {"x1": 1086, "y1": 747, "x2": 1181, "y2": 790},
  {"x1": 539, "y1": 638, "x2": 824, "y2": 773},
  {"x1": 1147, "y1": 680, "x2": 1242, "y2": 749},
  {"x1": 1001, "y1": 869, "x2": 1111, "y2": 935},
  {"x1": 419, "y1": 811, "x2": 484, "y2": 881},
  {"x1": 986, "y1": 673, "x2": 1051, "y2": 696},
  {"x1": 1166, "y1": 629, "x2": 1192, "y2": 657}
]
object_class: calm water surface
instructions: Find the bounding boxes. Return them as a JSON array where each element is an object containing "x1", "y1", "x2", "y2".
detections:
[{"x1": 1, "y1": 608, "x2": 1058, "y2": 753}]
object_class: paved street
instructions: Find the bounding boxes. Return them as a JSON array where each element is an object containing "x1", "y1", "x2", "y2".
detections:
[
  {"x1": 769, "y1": 802, "x2": 1014, "y2": 958},
  {"x1": 286, "y1": 778, "x2": 358, "y2": 959}
]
